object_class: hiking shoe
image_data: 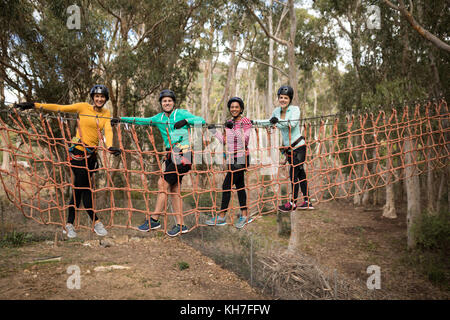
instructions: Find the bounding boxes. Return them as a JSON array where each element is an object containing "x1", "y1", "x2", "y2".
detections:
[
  {"x1": 167, "y1": 224, "x2": 189, "y2": 237},
  {"x1": 138, "y1": 218, "x2": 161, "y2": 232},
  {"x1": 298, "y1": 201, "x2": 315, "y2": 210},
  {"x1": 94, "y1": 221, "x2": 108, "y2": 236},
  {"x1": 234, "y1": 216, "x2": 254, "y2": 229},
  {"x1": 63, "y1": 223, "x2": 77, "y2": 238},
  {"x1": 278, "y1": 202, "x2": 296, "y2": 212},
  {"x1": 205, "y1": 215, "x2": 227, "y2": 226}
]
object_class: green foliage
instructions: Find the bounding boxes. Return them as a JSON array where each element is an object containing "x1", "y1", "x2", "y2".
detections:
[
  {"x1": 176, "y1": 261, "x2": 190, "y2": 271},
  {"x1": 404, "y1": 210, "x2": 450, "y2": 290},
  {"x1": 314, "y1": 0, "x2": 449, "y2": 114},
  {"x1": 414, "y1": 211, "x2": 450, "y2": 251},
  {"x1": 0, "y1": 231, "x2": 33, "y2": 247},
  {"x1": 295, "y1": 8, "x2": 337, "y2": 72}
]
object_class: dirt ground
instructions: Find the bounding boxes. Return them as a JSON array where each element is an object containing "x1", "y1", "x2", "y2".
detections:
[
  {"x1": 249, "y1": 200, "x2": 450, "y2": 299},
  {"x1": 0, "y1": 229, "x2": 265, "y2": 300},
  {"x1": 0, "y1": 199, "x2": 448, "y2": 300}
]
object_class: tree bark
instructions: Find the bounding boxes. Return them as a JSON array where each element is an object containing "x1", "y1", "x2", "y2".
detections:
[
  {"x1": 245, "y1": 0, "x2": 297, "y2": 103},
  {"x1": 383, "y1": 135, "x2": 397, "y2": 218},
  {"x1": 404, "y1": 135, "x2": 421, "y2": 249},
  {"x1": 1, "y1": 134, "x2": 10, "y2": 172},
  {"x1": 383, "y1": 180, "x2": 397, "y2": 219},
  {"x1": 267, "y1": 0, "x2": 274, "y2": 116},
  {"x1": 426, "y1": 140, "x2": 436, "y2": 214},
  {"x1": 213, "y1": 33, "x2": 238, "y2": 122},
  {"x1": 201, "y1": 59, "x2": 212, "y2": 122},
  {"x1": 287, "y1": 0, "x2": 298, "y2": 105},
  {"x1": 436, "y1": 166, "x2": 447, "y2": 213}
]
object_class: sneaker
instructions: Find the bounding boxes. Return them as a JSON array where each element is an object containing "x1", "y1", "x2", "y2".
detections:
[
  {"x1": 205, "y1": 215, "x2": 227, "y2": 226},
  {"x1": 138, "y1": 218, "x2": 161, "y2": 232},
  {"x1": 94, "y1": 221, "x2": 108, "y2": 236},
  {"x1": 278, "y1": 202, "x2": 297, "y2": 212},
  {"x1": 298, "y1": 201, "x2": 315, "y2": 210},
  {"x1": 63, "y1": 223, "x2": 77, "y2": 238},
  {"x1": 234, "y1": 216, "x2": 254, "y2": 229},
  {"x1": 167, "y1": 224, "x2": 189, "y2": 237}
]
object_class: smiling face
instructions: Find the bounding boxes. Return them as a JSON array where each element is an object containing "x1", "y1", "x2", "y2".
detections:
[
  {"x1": 278, "y1": 94, "x2": 291, "y2": 108},
  {"x1": 93, "y1": 93, "x2": 106, "y2": 108},
  {"x1": 161, "y1": 97, "x2": 175, "y2": 114},
  {"x1": 229, "y1": 101, "x2": 242, "y2": 119}
]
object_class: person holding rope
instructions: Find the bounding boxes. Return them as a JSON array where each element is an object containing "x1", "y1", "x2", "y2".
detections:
[
  {"x1": 14, "y1": 84, "x2": 122, "y2": 238},
  {"x1": 206, "y1": 97, "x2": 253, "y2": 229},
  {"x1": 253, "y1": 85, "x2": 314, "y2": 211},
  {"x1": 114, "y1": 89, "x2": 205, "y2": 237}
]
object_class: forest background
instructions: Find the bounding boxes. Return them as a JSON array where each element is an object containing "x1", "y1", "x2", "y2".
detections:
[{"x1": 0, "y1": 0, "x2": 449, "y2": 290}]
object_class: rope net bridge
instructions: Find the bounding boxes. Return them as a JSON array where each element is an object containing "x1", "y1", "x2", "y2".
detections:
[{"x1": 0, "y1": 100, "x2": 448, "y2": 234}]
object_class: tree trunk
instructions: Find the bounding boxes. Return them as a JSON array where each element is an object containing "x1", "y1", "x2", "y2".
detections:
[
  {"x1": 383, "y1": 138, "x2": 397, "y2": 218},
  {"x1": 353, "y1": 135, "x2": 363, "y2": 206},
  {"x1": 313, "y1": 88, "x2": 318, "y2": 140},
  {"x1": 426, "y1": 146, "x2": 436, "y2": 214},
  {"x1": 287, "y1": 1, "x2": 302, "y2": 250},
  {"x1": 287, "y1": 0, "x2": 298, "y2": 105},
  {"x1": 1, "y1": 134, "x2": 10, "y2": 172},
  {"x1": 213, "y1": 33, "x2": 238, "y2": 122},
  {"x1": 201, "y1": 59, "x2": 212, "y2": 122},
  {"x1": 267, "y1": 1, "x2": 274, "y2": 116},
  {"x1": 288, "y1": 211, "x2": 300, "y2": 252},
  {"x1": 436, "y1": 168, "x2": 446, "y2": 213},
  {"x1": 383, "y1": 181, "x2": 397, "y2": 219},
  {"x1": 404, "y1": 135, "x2": 421, "y2": 249}
]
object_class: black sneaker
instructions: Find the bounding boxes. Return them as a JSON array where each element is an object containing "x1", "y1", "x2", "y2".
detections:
[
  {"x1": 138, "y1": 218, "x2": 161, "y2": 232},
  {"x1": 167, "y1": 224, "x2": 189, "y2": 237}
]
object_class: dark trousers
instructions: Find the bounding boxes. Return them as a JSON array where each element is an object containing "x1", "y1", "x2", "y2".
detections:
[
  {"x1": 67, "y1": 152, "x2": 98, "y2": 224},
  {"x1": 220, "y1": 156, "x2": 249, "y2": 212},
  {"x1": 286, "y1": 145, "x2": 309, "y2": 204}
]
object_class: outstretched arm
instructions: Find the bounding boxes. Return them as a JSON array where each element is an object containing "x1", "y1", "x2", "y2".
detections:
[
  {"x1": 120, "y1": 114, "x2": 160, "y2": 126},
  {"x1": 34, "y1": 102, "x2": 85, "y2": 113},
  {"x1": 179, "y1": 110, "x2": 206, "y2": 126},
  {"x1": 252, "y1": 108, "x2": 279, "y2": 127}
]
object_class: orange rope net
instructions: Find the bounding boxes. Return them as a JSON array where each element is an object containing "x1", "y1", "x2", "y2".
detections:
[{"x1": 0, "y1": 100, "x2": 448, "y2": 234}]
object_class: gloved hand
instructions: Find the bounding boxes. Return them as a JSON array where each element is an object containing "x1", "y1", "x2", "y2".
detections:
[
  {"x1": 207, "y1": 124, "x2": 217, "y2": 134},
  {"x1": 250, "y1": 120, "x2": 255, "y2": 125},
  {"x1": 225, "y1": 120, "x2": 234, "y2": 129},
  {"x1": 111, "y1": 118, "x2": 121, "y2": 126},
  {"x1": 14, "y1": 102, "x2": 35, "y2": 110},
  {"x1": 270, "y1": 116, "x2": 279, "y2": 125},
  {"x1": 108, "y1": 147, "x2": 121, "y2": 156},
  {"x1": 174, "y1": 119, "x2": 188, "y2": 129}
]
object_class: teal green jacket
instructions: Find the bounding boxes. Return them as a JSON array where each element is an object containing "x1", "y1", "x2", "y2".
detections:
[
  {"x1": 121, "y1": 109, "x2": 205, "y2": 149},
  {"x1": 253, "y1": 105, "x2": 304, "y2": 147}
]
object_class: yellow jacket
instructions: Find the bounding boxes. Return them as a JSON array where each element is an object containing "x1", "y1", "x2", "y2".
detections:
[{"x1": 34, "y1": 102, "x2": 113, "y2": 151}]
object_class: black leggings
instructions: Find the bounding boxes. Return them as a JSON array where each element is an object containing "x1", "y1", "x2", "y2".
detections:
[
  {"x1": 67, "y1": 152, "x2": 98, "y2": 224},
  {"x1": 220, "y1": 157, "x2": 249, "y2": 212},
  {"x1": 286, "y1": 145, "x2": 309, "y2": 204}
]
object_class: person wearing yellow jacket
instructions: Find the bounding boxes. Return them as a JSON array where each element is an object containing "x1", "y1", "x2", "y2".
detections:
[{"x1": 15, "y1": 85, "x2": 121, "y2": 238}]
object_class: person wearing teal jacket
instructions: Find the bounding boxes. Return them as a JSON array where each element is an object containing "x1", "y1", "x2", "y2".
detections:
[
  {"x1": 116, "y1": 89, "x2": 205, "y2": 236},
  {"x1": 253, "y1": 85, "x2": 314, "y2": 211}
]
